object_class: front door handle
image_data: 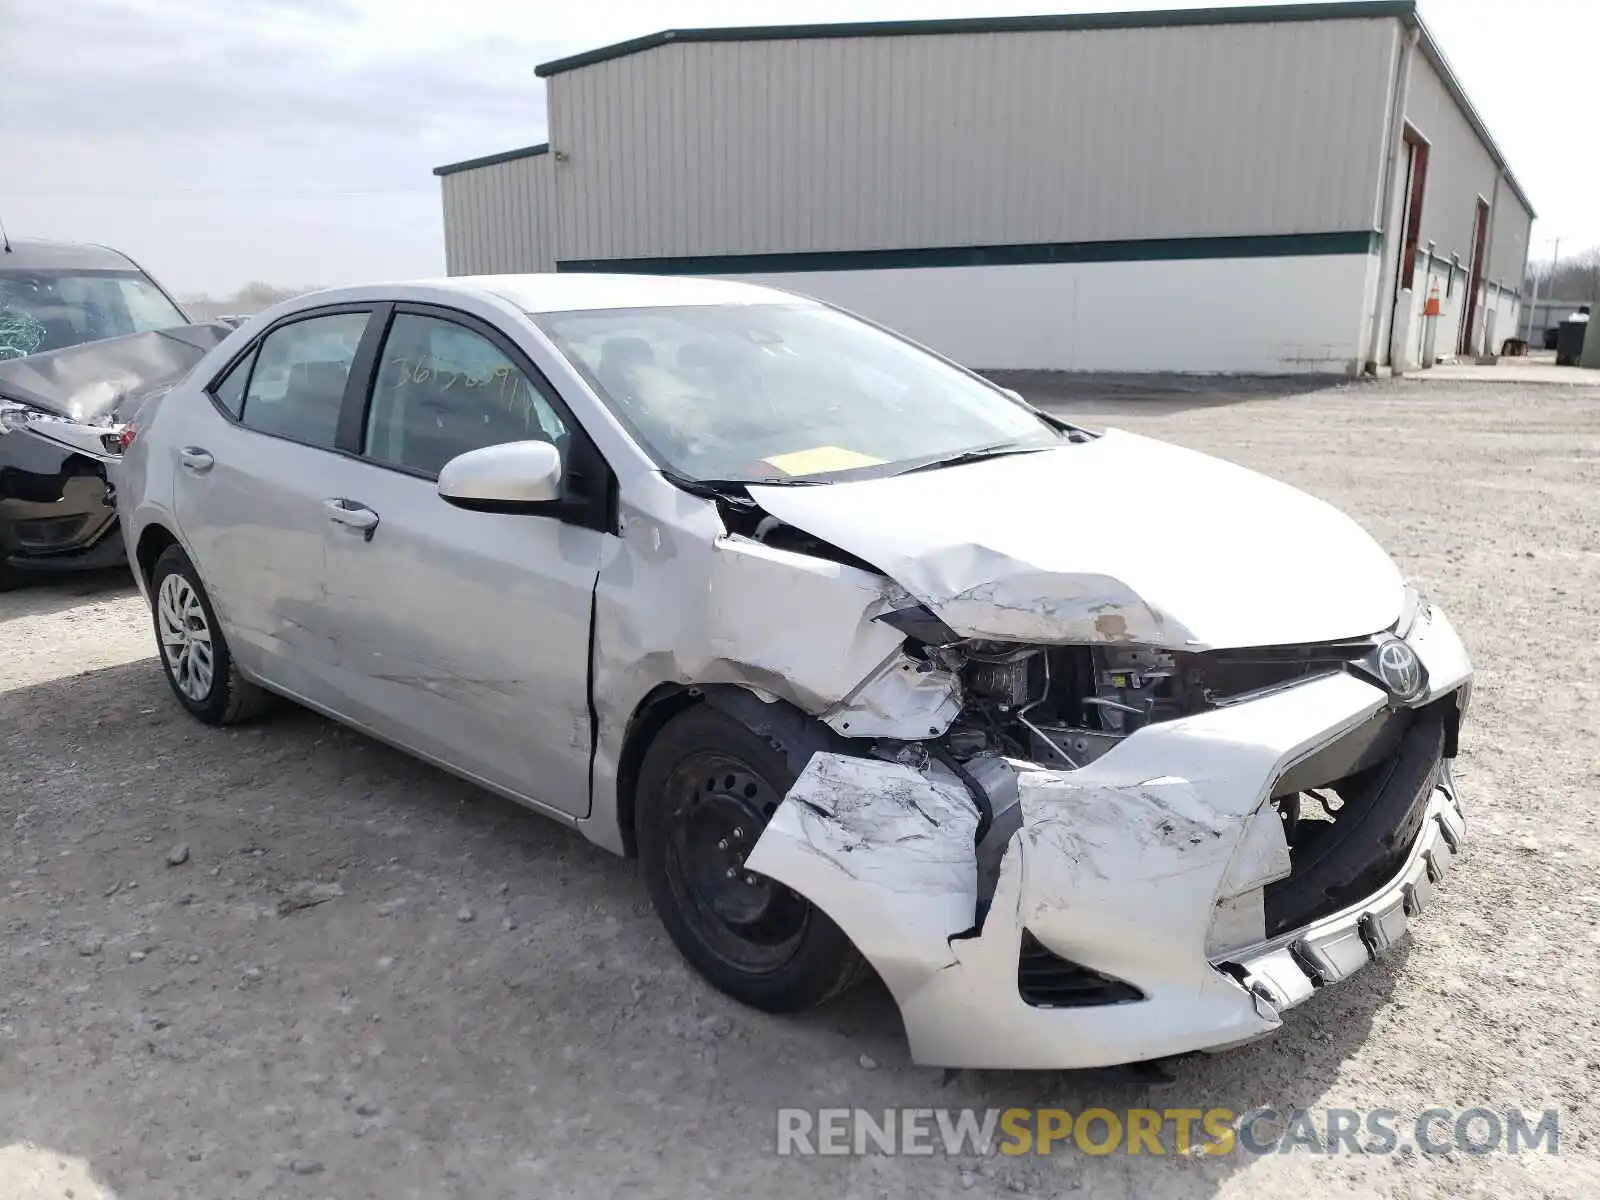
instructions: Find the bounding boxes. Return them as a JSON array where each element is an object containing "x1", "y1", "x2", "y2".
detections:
[
  {"x1": 324, "y1": 498, "x2": 380, "y2": 541},
  {"x1": 179, "y1": 447, "x2": 214, "y2": 473}
]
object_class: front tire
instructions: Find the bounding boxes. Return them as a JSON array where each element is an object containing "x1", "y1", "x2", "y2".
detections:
[
  {"x1": 636, "y1": 706, "x2": 867, "y2": 1012},
  {"x1": 150, "y1": 545, "x2": 269, "y2": 725}
]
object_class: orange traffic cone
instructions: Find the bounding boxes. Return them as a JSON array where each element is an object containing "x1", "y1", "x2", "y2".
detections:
[{"x1": 1421, "y1": 277, "x2": 1442, "y2": 366}]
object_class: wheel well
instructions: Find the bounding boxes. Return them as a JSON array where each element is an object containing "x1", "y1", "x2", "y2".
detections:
[
  {"x1": 613, "y1": 684, "x2": 850, "y2": 858},
  {"x1": 614, "y1": 685, "x2": 703, "y2": 858},
  {"x1": 134, "y1": 524, "x2": 179, "y2": 586}
]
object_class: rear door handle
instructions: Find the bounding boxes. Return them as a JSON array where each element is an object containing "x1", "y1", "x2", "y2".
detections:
[
  {"x1": 324, "y1": 498, "x2": 380, "y2": 541},
  {"x1": 179, "y1": 447, "x2": 214, "y2": 473}
]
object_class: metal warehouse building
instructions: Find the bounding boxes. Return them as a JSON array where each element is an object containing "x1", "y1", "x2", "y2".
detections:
[{"x1": 433, "y1": 1, "x2": 1533, "y2": 375}]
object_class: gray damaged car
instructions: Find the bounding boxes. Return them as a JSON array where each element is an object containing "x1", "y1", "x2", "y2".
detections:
[{"x1": 116, "y1": 274, "x2": 1471, "y2": 1069}]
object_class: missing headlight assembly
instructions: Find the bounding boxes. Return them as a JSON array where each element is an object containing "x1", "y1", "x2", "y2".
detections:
[{"x1": 879, "y1": 611, "x2": 1380, "y2": 774}]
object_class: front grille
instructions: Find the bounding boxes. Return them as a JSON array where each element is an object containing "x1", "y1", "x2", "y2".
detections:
[
  {"x1": 1017, "y1": 932, "x2": 1144, "y2": 1008},
  {"x1": 1262, "y1": 697, "x2": 1452, "y2": 936}
]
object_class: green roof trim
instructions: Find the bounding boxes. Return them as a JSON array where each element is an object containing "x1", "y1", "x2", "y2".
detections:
[
  {"x1": 534, "y1": 2, "x2": 1417, "y2": 76},
  {"x1": 555, "y1": 230, "x2": 1381, "y2": 275},
  {"x1": 433, "y1": 143, "x2": 549, "y2": 177}
]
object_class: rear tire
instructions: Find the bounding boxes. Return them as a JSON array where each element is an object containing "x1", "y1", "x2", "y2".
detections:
[
  {"x1": 636, "y1": 705, "x2": 867, "y2": 1012},
  {"x1": 150, "y1": 545, "x2": 270, "y2": 725}
]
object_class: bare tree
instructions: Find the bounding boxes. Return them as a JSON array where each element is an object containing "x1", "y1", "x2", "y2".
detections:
[
  {"x1": 1526, "y1": 249, "x2": 1600, "y2": 304},
  {"x1": 179, "y1": 282, "x2": 320, "y2": 321}
]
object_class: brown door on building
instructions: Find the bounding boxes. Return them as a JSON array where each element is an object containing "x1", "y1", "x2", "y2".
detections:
[
  {"x1": 1397, "y1": 128, "x2": 1430, "y2": 296},
  {"x1": 1391, "y1": 127, "x2": 1431, "y2": 365},
  {"x1": 1459, "y1": 198, "x2": 1490, "y2": 355}
]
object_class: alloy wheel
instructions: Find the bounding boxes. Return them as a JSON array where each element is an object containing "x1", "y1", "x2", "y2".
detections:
[{"x1": 157, "y1": 573, "x2": 215, "y2": 702}]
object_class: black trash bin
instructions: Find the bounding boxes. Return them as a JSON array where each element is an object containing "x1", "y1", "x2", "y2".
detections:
[{"x1": 1556, "y1": 307, "x2": 1591, "y2": 365}]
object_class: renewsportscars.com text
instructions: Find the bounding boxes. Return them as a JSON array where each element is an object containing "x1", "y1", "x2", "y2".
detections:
[{"x1": 775, "y1": 1106, "x2": 1560, "y2": 1157}]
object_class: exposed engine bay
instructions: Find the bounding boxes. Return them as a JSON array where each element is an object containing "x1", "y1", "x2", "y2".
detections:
[
  {"x1": 719, "y1": 495, "x2": 1392, "y2": 782},
  {"x1": 940, "y1": 637, "x2": 1346, "y2": 770},
  {"x1": 590, "y1": 449, "x2": 1472, "y2": 1069}
]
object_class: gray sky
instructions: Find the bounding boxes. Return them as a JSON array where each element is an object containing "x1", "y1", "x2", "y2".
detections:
[{"x1": 2, "y1": 0, "x2": 1592, "y2": 295}]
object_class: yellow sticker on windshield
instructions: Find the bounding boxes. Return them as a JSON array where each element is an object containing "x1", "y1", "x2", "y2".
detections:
[{"x1": 762, "y1": 446, "x2": 886, "y2": 476}]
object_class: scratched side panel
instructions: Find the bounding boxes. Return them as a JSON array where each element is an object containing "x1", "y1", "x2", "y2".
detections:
[{"x1": 318, "y1": 457, "x2": 605, "y2": 816}]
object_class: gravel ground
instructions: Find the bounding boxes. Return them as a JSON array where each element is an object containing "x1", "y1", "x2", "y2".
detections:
[{"x1": 2, "y1": 378, "x2": 1597, "y2": 1199}]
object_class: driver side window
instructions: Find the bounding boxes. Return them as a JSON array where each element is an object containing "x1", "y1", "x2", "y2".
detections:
[{"x1": 364, "y1": 313, "x2": 568, "y2": 478}]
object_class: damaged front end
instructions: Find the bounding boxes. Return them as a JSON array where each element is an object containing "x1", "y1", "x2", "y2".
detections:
[
  {"x1": 753, "y1": 587, "x2": 1469, "y2": 1066},
  {"x1": 596, "y1": 469, "x2": 1472, "y2": 1068}
]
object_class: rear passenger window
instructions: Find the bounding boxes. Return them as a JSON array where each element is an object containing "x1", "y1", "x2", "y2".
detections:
[
  {"x1": 363, "y1": 313, "x2": 568, "y2": 477},
  {"x1": 238, "y1": 312, "x2": 368, "y2": 449},
  {"x1": 210, "y1": 348, "x2": 254, "y2": 418}
]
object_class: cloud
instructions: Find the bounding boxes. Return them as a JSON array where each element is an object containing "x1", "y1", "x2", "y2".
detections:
[{"x1": 0, "y1": 0, "x2": 557, "y2": 289}]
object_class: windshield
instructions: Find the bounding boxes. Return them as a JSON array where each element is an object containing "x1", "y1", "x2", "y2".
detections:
[
  {"x1": 0, "y1": 269, "x2": 188, "y2": 362},
  {"x1": 534, "y1": 303, "x2": 1061, "y2": 483}
]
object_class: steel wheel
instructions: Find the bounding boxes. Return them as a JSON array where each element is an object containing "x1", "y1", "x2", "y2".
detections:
[
  {"x1": 636, "y1": 704, "x2": 867, "y2": 1011},
  {"x1": 661, "y1": 751, "x2": 809, "y2": 975},
  {"x1": 157, "y1": 571, "x2": 215, "y2": 701}
]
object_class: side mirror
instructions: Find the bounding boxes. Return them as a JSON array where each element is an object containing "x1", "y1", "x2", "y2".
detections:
[{"x1": 438, "y1": 440, "x2": 562, "y2": 511}]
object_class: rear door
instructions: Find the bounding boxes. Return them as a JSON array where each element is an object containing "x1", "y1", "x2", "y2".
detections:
[
  {"x1": 317, "y1": 304, "x2": 611, "y2": 815},
  {"x1": 173, "y1": 306, "x2": 378, "y2": 704}
]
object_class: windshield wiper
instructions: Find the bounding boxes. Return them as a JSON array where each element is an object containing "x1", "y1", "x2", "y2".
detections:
[
  {"x1": 890, "y1": 441, "x2": 1055, "y2": 476},
  {"x1": 661, "y1": 471, "x2": 827, "y2": 504}
]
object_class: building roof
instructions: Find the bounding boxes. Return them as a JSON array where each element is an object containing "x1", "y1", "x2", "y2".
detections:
[
  {"x1": 433, "y1": 143, "x2": 549, "y2": 178},
  {"x1": 0, "y1": 237, "x2": 142, "y2": 272},
  {"x1": 527, "y1": 0, "x2": 1532, "y2": 217},
  {"x1": 533, "y1": 2, "x2": 1417, "y2": 75}
]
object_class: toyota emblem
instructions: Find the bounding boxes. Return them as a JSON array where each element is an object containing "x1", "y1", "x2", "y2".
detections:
[{"x1": 1375, "y1": 638, "x2": 1424, "y2": 701}]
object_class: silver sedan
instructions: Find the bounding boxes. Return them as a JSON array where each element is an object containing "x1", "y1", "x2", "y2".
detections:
[{"x1": 117, "y1": 275, "x2": 1471, "y2": 1069}]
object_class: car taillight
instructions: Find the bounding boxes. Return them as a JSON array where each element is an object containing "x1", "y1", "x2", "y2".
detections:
[{"x1": 113, "y1": 425, "x2": 137, "y2": 454}]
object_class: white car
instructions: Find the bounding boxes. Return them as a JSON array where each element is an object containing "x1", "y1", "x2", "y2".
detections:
[{"x1": 117, "y1": 275, "x2": 1470, "y2": 1069}]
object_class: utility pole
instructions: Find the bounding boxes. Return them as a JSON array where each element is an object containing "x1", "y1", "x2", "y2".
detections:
[
  {"x1": 1525, "y1": 236, "x2": 1561, "y2": 346},
  {"x1": 1526, "y1": 266, "x2": 1539, "y2": 342}
]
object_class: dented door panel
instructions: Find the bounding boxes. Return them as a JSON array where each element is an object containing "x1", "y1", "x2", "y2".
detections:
[{"x1": 321, "y1": 458, "x2": 606, "y2": 815}]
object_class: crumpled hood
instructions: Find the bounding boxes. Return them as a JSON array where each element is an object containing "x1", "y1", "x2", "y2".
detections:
[
  {"x1": 0, "y1": 323, "x2": 232, "y2": 423},
  {"x1": 747, "y1": 429, "x2": 1405, "y2": 651}
]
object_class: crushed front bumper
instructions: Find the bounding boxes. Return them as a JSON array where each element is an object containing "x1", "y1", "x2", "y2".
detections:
[
  {"x1": 747, "y1": 604, "x2": 1472, "y2": 1069},
  {"x1": 1228, "y1": 770, "x2": 1463, "y2": 1013}
]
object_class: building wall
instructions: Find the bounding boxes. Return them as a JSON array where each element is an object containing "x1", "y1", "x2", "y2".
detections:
[
  {"x1": 543, "y1": 18, "x2": 1399, "y2": 264},
  {"x1": 1365, "y1": 35, "x2": 1534, "y2": 368},
  {"x1": 733, "y1": 252, "x2": 1376, "y2": 374},
  {"x1": 440, "y1": 153, "x2": 557, "y2": 275},
  {"x1": 435, "y1": 12, "x2": 1533, "y2": 374},
  {"x1": 1391, "y1": 254, "x2": 1522, "y2": 369},
  {"x1": 1404, "y1": 58, "x2": 1532, "y2": 289},
  {"x1": 1377, "y1": 50, "x2": 1533, "y2": 362}
]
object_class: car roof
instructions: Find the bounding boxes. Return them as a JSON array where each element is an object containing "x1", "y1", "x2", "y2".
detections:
[
  {"x1": 0, "y1": 238, "x2": 141, "y2": 273},
  {"x1": 297, "y1": 273, "x2": 809, "y2": 315}
]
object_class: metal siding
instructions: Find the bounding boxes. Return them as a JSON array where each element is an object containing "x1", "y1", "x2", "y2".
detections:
[
  {"x1": 1404, "y1": 54, "x2": 1531, "y2": 289},
  {"x1": 547, "y1": 18, "x2": 1398, "y2": 262},
  {"x1": 437, "y1": 154, "x2": 558, "y2": 274}
]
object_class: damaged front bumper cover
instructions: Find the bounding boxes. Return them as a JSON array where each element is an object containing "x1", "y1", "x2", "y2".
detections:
[
  {"x1": 745, "y1": 606, "x2": 1472, "y2": 1069},
  {"x1": 1228, "y1": 773, "x2": 1463, "y2": 1015}
]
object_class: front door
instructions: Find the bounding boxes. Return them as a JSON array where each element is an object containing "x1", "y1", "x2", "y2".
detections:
[
  {"x1": 173, "y1": 307, "x2": 375, "y2": 705},
  {"x1": 319, "y1": 308, "x2": 607, "y2": 815}
]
